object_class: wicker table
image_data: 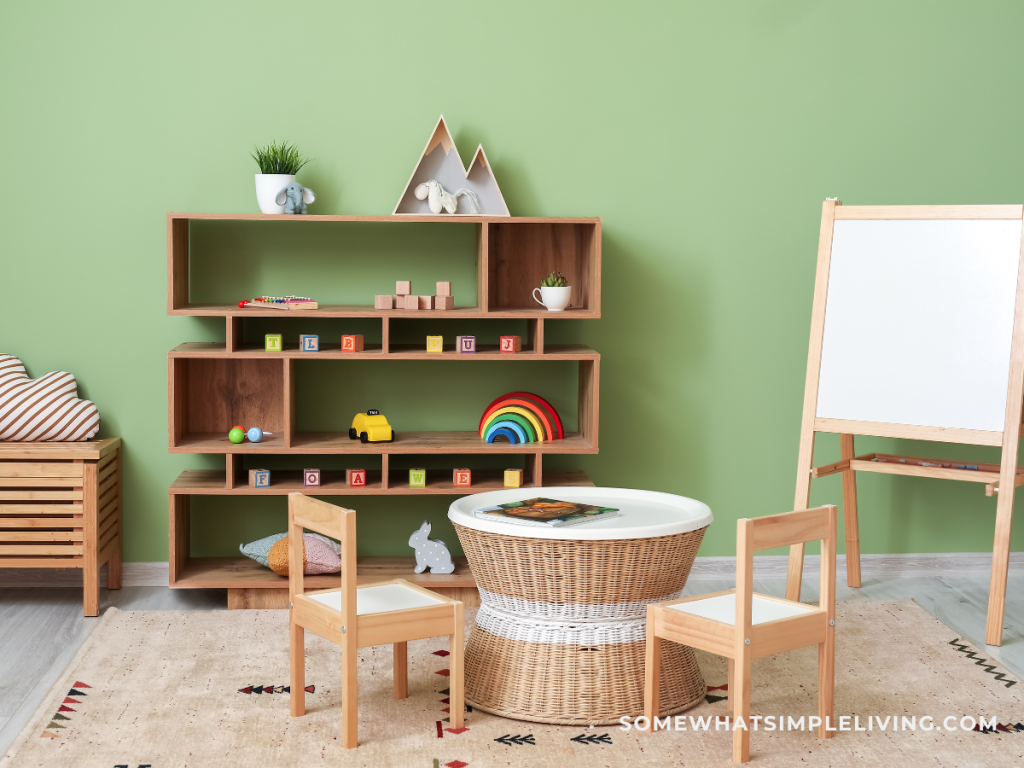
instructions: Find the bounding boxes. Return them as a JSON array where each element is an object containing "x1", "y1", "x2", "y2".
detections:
[{"x1": 449, "y1": 487, "x2": 712, "y2": 725}]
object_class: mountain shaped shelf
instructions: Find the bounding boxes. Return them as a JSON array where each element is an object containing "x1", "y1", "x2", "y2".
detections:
[{"x1": 393, "y1": 115, "x2": 510, "y2": 217}]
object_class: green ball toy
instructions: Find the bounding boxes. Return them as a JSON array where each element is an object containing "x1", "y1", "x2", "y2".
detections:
[{"x1": 228, "y1": 427, "x2": 245, "y2": 444}]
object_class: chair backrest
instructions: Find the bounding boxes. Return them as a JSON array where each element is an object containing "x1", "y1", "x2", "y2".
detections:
[
  {"x1": 288, "y1": 493, "x2": 357, "y2": 625},
  {"x1": 735, "y1": 505, "x2": 837, "y2": 633}
]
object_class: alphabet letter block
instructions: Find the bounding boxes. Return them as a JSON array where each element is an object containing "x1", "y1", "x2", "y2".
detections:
[
  {"x1": 264, "y1": 334, "x2": 283, "y2": 352},
  {"x1": 303, "y1": 468, "x2": 321, "y2": 487},
  {"x1": 418, "y1": 295, "x2": 434, "y2": 310},
  {"x1": 503, "y1": 468, "x2": 523, "y2": 488},
  {"x1": 426, "y1": 336, "x2": 443, "y2": 353},
  {"x1": 346, "y1": 468, "x2": 366, "y2": 487},
  {"x1": 374, "y1": 294, "x2": 394, "y2": 309},
  {"x1": 500, "y1": 336, "x2": 521, "y2": 353},
  {"x1": 436, "y1": 281, "x2": 452, "y2": 297},
  {"x1": 456, "y1": 335, "x2": 476, "y2": 354},
  {"x1": 403, "y1": 294, "x2": 419, "y2": 310},
  {"x1": 453, "y1": 468, "x2": 472, "y2": 487},
  {"x1": 435, "y1": 295, "x2": 454, "y2": 310},
  {"x1": 409, "y1": 468, "x2": 427, "y2": 488},
  {"x1": 300, "y1": 334, "x2": 319, "y2": 352},
  {"x1": 249, "y1": 469, "x2": 270, "y2": 488},
  {"x1": 396, "y1": 281, "x2": 412, "y2": 295},
  {"x1": 341, "y1": 334, "x2": 364, "y2": 352}
]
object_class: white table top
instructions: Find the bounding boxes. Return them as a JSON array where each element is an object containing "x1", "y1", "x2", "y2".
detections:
[{"x1": 447, "y1": 487, "x2": 713, "y2": 540}]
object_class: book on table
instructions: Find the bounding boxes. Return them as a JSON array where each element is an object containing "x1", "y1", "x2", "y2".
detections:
[{"x1": 473, "y1": 497, "x2": 620, "y2": 528}]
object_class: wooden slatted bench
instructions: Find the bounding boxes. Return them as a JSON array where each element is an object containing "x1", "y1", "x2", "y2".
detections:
[{"x1": 0, "y1": 438, "x2": 122, "y2": 615}]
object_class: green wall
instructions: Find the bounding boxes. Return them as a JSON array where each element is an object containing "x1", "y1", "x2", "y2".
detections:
[{"x1": 3, "y1": 0, "x2": 1023, "y2": 562}]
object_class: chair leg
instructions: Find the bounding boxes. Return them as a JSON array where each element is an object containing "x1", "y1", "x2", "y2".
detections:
[
  {"x1": 342, "y1": 632, "x2": 358, "y2": 748},
  {"x1": 818, "y1": 637, "x2": 835, "y2": 739},
  {"x1": 732, "y1": 653, "x2": 751, "y2": 763},
  {"x1": 643, "y1": 610, "x2": 661, "y2": 724},
  {"x1": 290, "y1": 619, "x2": 305, "y2": 717},
  {"x1": 449, "y1": 602, "x2": 465, "y2": 729},
  {"x1": 727, "y1": 658, "x2": 735, "y2": 714},
  {"x1": 393, "y1": 642, "x2": 408, "y2": 700}
]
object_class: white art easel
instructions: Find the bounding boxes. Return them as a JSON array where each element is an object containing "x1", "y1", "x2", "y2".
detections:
[{"x1": 789, "y1": 200, "x2": 1024, "y2": 646}]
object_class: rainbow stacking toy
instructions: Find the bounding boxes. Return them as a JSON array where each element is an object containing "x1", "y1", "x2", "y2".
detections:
[{"x1": 479, "y1": 392, "x2": 564, "y2": 444}]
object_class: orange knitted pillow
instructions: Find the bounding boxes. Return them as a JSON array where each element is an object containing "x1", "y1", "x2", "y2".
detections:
[{"x1": 267, "y1": 534, "x2": 342, "y2": 576}]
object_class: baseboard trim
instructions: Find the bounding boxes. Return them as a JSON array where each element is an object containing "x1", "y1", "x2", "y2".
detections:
[
  {"x1": 0, "y1": 553, "x2": 1020, "y2": 588},
  {"x1": 688, "y1": 552, "x2": 1024, "y2": 579}
]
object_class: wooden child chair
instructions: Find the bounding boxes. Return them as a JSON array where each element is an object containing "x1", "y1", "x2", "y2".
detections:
[
  {"x1": 287, "y1": 493, "x2": 465, "y2": 748},
  {"x1": 644, "y1": 505, "x2": 837, "y2": 763}
]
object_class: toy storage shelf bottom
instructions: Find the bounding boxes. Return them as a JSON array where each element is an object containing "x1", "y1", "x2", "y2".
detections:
[{"x1": 171, "y1": 556, "x2": 477, "y2": 610}]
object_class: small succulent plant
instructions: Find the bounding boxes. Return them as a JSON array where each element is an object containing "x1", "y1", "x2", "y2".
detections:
[{"x1": 541, "y1": 271, "x2": 569, "y2": 288}]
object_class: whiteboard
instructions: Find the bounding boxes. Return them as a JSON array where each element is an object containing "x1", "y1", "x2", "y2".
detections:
[{"x1": 815, "y1": 218, "x2": 1023, "y2": 432}]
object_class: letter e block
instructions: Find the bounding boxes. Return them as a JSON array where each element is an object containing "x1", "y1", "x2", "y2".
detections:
[{"x1": 453, "y1": 469, "x2": 472, "y2": 487}]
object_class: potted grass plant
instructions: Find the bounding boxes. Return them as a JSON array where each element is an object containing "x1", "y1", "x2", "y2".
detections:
[
  {"x1": 252, "y1": 140, "x2": 311, "y2": 214},
  {"x1": 532, "y1": 271, "x2": 572, "y2": 311}
]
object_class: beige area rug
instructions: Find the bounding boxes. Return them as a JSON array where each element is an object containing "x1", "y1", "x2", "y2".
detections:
[{"x1": 2, "y1": 601, "x2": 1023, "y2": 767}]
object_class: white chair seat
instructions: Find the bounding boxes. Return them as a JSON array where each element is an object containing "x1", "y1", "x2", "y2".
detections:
[
  {"x1": 667, "y1": 592, "x2": 813, "y2": 625},
  {"x1": 309, "y1": 583, "x2": 445, "y2": 616}
]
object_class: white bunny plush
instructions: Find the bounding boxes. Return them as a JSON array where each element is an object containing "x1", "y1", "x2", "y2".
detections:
[
  {"x1": 414, "y1": 179, "x2": 481, "y2": 215},
  {"x1": 408, "y1": 520, "x2": 455, "y2": 574}
]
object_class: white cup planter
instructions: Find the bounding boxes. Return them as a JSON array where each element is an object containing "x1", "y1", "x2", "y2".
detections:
[
  {"x1": 532, "y1": 286, "x2": 572, "y2": 312},
  {"x1": 255, "y1": 174, "x2": 295, "y2": 214}
]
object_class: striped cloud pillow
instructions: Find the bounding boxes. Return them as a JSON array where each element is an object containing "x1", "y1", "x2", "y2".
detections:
[{"x1": 0, "y1": 354, "x2": 101, "y2": 441}]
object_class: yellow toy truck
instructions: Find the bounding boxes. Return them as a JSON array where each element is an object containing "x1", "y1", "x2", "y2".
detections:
[{"x1": 349, "y1": 409, "x2": 395, "y2": 443}]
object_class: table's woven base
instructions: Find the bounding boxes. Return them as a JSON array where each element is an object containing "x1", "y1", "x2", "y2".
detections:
[{"x1": 464, "y1": 625, "x2": 706, "y2": 725}]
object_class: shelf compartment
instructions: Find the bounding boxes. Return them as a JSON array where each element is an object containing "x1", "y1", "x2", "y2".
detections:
[
  {"x1": 170, "y1": 342, "x2": 598, "y2": 361},
  {"x1": 171, "y1": 468, "x2": 593, "y2": 495}
]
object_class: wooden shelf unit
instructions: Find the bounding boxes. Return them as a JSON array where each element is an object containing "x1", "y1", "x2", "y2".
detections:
[{"x1": 167, "y1": 213, "x2": 602, "y2": 605}]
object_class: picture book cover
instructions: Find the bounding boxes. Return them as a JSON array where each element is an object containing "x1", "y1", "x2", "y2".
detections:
[{"x1": 473, "y1": 497, "x2": 620, "y2": 527}]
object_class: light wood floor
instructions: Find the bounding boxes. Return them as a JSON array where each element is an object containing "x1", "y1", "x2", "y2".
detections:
[{"x1": 1, "y1": 574, "x2": 1021, "y2": 757}]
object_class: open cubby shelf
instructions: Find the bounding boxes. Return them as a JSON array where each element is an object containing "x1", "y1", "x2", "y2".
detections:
[{"x1": 167, "y1": 212, "x2": 602, "y2": 600}]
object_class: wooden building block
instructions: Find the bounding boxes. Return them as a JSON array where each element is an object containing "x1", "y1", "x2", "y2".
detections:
[
  {"x1": 456, "y1": 335, "x2": 476, "y2": 354},
  {"x1": 346, "y1": 468, "x2": 366, "y2": 487},
  {"x1": 500, "y1": 336, "x2": 521, "y2": 353},
  {"x1": 409, "y1": 468, "x2": 427, "y2": 488},
  {"x1": 396, "y1": 281, "x2": 412, "y2": 295},
  {"x1": 403, "y1": 294, "x2": 419, "y2": 310},
  {"x1": 300, "y1": 334, "x2": 319, "y2": 352},
  {"x1": 374, "y1": 294, "x2": 394, "y2": 310},
  {"x1": 453, "y1": 468, "x2": 472, "y2": 487},
  {"x1": 436, "y1": 281, "x2": 452, "y2": 297},
  {"x1": 435, "y1": 295, "x2": 455, "y2": 310},
  {"x1": 303, "y1": 469, "x2": 321, "y2": 487},
  {"x1": 264, "y1": 334, "x2": 283, "y2": 352},
  {"x1": 418, "y1": 295, "x2": 434, "y2": 310},
  {"x1": 426, "y1": 336, "x2": 444, "y2": 353},
  {"x1": 250, "y1": 469, "x2": 270, "y2": 488},
  {"x1": 341, "y1": 334, "x2": 364, "y2": 352},
  {"x1": 504, "y1": 468, "x2": 523, "y2": 488},
  {"x1": 392, "y1": 295, "x2": 402, "y2": 308}
]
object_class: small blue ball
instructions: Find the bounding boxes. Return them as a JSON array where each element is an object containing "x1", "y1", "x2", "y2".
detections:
[{"x1": 247, "y1": 427, "x2": 263, "y2": 443}]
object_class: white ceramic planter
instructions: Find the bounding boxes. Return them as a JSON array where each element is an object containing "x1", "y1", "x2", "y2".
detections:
[
  {"x1": 532, "y1": 285, "x2": 572, "y2": 311},
  {"x1": 255, "y1": 174, "x2": 295, "y2": 214}
]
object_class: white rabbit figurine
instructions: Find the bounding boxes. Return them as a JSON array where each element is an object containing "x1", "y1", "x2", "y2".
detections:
[{"x1": 408, "y1": 520, "x2": 455, "y2": 574}]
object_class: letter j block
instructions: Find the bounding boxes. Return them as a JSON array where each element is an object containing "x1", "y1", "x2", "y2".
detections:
[
  {"x1": 500, "y1": 336, "x2": 521, "y2": 353},
  {"x1": 409, "y1": 468, "x2": 427, "y2": 488},
  {"x1": 265, "y1": 334, "x2": 283, "y2": 352}
]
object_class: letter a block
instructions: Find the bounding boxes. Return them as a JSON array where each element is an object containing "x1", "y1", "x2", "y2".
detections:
[
  {"x1": 300, "y1": 334, "x2": 319, "y2": 352},
  {"x1": 426, "y1": 336, "x2": 443, "y2": 353},
  {"x1": 303, "y1": 469, "x2": 321, "y2": 487},
  {"x1": 265, "y1": 334, "x2": 283, "y2": 352},
  {"x1": 346, "y1": 468, "x2": 366, "y2": 487},
  {"x1": 341, "y1": 334, "x2": 364, "y2": 352},
  {"x1": 500, "y1": 336, "x2": 521, "y2": 353},
  {"x1": 456, "y1": 335, "x2": 476, "y2": 354},
  {"x1": 409, "y1": 468, "x2": 427, "y2": 488},
  {"x1": 249, "y1": 469, "x2": 271, "y2": 488},
  {"x1": 504, "y1": 468, "x2": 523, "y2": 488},
  {"x1": 453, "y1": 468, "x2": 472, "y2": 487}
]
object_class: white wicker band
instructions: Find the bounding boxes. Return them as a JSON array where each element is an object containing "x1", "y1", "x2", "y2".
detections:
[
  {"x1": 475, "y1": 603, "x2": 649, "y2": 645},
  {"x1": 477, "y1": 586, "x2": 681, "y2": 621}
]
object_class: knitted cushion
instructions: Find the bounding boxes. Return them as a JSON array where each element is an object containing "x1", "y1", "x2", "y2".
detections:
[
  {"x1": 266, "y1": 534, "x2": 342, "y2": 576},
  {"x1": 239, "y1": 532, "x2": 288, "y2": 568},
  {"x1": 0, "y1": 354, "x2": 100, "y2": 441}
]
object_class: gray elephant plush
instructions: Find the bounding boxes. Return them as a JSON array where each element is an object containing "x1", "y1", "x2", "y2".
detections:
[{"x1": 275, "y1": 182, "x2": 315, "y2": 214}]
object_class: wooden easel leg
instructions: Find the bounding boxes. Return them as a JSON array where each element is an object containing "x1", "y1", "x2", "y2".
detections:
[
  {"x1": 839, "y1": 434, "x2": 861, "y2": 588},
  {"x1": 787, "y1": 433, "x2": 816, "y2": 602},
  {"x1": 986, "y1": 480, "x2": 1016, "y2": 646}
]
